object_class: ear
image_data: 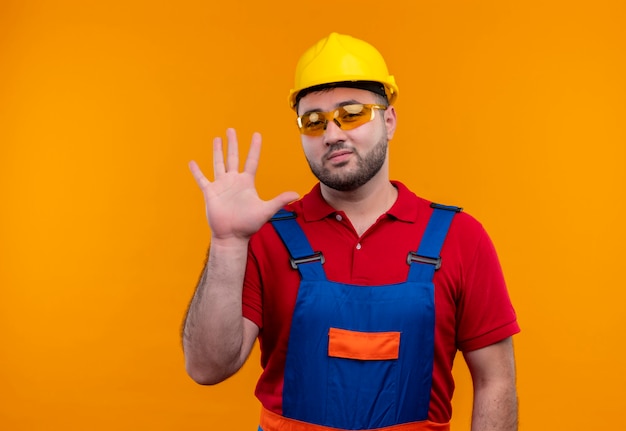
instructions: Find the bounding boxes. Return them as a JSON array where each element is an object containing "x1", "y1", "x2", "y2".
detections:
[{"x1": 384, "y1": 106, "x2": 397, "y2": 140}]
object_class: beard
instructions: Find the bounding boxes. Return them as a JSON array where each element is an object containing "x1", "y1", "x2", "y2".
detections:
[{"x1": 306, "y1": 134, "x2": 388, "y2": 192}]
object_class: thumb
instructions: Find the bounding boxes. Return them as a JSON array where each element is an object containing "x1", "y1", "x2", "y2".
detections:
[{"x1": 266, "y1": 191, "x2": 300, "y2": 214}]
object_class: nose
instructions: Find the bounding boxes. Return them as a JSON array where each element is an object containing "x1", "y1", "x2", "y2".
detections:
[{"x1": 323, "y1": 118, "x2": 346, "y2": 145}]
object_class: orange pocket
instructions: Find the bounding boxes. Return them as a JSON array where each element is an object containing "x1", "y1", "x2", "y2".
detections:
[{"x1": 328, "y1": 327, "x2": 400, "y2": 360}]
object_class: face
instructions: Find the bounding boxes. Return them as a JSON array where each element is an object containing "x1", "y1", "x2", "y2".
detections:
[{"x1": 297, "y1": 87, "x2": 397, "y2": 192}]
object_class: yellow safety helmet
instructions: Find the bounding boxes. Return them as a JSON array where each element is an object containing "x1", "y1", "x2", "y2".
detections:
[{"x1": 289, "y1": 32, "x2": 398, "y2": 109}]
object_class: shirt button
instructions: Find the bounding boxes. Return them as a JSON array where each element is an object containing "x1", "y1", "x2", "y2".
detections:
[
  {"x1": 335, "y1": 214, "x2": 343, "y2": 221},
  {"x1": 356, "y1": 243, "x2": 362, "y2": 250}
]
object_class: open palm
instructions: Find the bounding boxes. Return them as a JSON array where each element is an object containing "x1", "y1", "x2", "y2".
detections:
[{"x1": 189, "y1": 128, "x2": 299, "y2": 241}]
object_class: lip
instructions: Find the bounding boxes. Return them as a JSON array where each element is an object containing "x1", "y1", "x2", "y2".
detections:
[{"x1": 326, "y1": 150, "x2": 353, "y2": 162}]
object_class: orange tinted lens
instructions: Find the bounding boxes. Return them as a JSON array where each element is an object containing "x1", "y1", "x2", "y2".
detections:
[
  {"x1": 336, "y1": 104, "x2": 373, "y2": 130},
  {"x1": 299, "y1": 111, "x2": 328, "y2": 136},
  {"x1": 297, "y1": 105, "x2": 382, "y2": 136}
]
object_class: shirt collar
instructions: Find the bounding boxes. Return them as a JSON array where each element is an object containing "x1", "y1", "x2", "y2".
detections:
[{"x1": 299, "y1": 181, "x2": 419, "y2": 223}]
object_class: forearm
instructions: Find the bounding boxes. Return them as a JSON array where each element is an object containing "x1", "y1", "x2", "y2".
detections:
[
  {"x1": 471, "y1": 381, "x2": 518, "y2": 431},
  {"x1": 464, "y1": 337, "x2": 518, "y2": 431},
  {"x1": 182, "y1": 237, "x2": 251, "y2": 384}
]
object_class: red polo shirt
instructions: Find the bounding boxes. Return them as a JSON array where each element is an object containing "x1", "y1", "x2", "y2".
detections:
[{"x1": 242, "y1": 181, "x2": 519, "y2": 424}]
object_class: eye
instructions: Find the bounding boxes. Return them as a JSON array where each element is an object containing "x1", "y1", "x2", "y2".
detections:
[
  {"x1": 304, "y1": 112, "x2": 325, "y2": 129},
  {"x1": 305, "y1": 120, "x2": 324, "y2": 128},
  {"x1": 340, "y1": 104, "x2": 367, "y2": 122}
]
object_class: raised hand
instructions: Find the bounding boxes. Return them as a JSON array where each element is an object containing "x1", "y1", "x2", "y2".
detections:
[{"x1": 189, "y1": 128, "x2": 299, "y2": 242}]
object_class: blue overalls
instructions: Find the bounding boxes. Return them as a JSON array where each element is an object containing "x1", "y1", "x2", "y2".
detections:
[{"x1": 260, "y1": 204, "x2": 460, "y2": 431}]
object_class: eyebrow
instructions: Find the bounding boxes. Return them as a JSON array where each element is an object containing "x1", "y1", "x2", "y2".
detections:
[{"x1": 300, "y1": 100, "x2": 363, "y2": 117}]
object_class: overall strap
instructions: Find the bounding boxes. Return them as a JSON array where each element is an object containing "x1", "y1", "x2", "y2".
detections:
[
  {"x1": 270, "y1": 209, "x2": 326, "y2": 281},
  {"x1": 407, "y1": 203, "x2": 462, "y2": 283}
]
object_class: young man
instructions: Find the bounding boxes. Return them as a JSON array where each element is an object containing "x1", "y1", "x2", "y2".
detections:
[{"x1": 183, "y1": 33, "x2": 520, "y2": 431}]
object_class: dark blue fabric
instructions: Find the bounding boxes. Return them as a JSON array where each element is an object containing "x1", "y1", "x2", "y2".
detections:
[
  {"x1": 407, "y1": 207, "x2": 459, "y2": 283},
  {"x1": 269, "y1": 205, "x2": 458, "y2": 430},
  {"x1": 271, "y1": 210, "x2": 326, "y2": 281}
]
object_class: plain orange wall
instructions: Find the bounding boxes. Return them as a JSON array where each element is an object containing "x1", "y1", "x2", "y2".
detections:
[{"x1": 1, "y1": 1, "x2": 625, "y2": 430}]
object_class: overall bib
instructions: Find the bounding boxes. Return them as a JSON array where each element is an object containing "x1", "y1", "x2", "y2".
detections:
[{"x1": 260, "y1": 204, "x2": 460, "y2": 431}]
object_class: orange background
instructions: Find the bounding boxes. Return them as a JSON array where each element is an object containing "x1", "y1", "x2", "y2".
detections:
[{"x1": 1, "y1": 1, "x2": 625, "y2": 430}]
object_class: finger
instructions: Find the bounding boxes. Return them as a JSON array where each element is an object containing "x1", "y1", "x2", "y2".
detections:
[
  {"x1": 225, "y1": 128, "x2": 240, "y2": 172},
  {"x1": 265, "y1": 191, "x2": 300, "y2": 214},
  {"x1": 212, "y1": 136, "x2": 225, "y2": 177},
  {"x1": 243, "y1": 132, "x2": 262, "y2": 175},
  {"x1": 188, "y1": 160, "x2": 211, "y2": 189}
]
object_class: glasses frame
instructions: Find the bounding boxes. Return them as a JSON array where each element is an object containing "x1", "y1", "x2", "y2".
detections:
[{"x1": 296, "y1": 103, "x2": 388, "y2": 136}]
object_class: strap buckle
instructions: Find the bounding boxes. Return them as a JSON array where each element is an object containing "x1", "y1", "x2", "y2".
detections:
[
  {"x1": 271, "y1": 210, "x2": 297, "y2": 221},
  {"x1": 430, "y1": 203, "x2": 463, "y2": 212},
  {"x1": 290, "y1": 251, "x2": 325, "y2": 269},
  {"x1": 406, "y1": 251, "x2": 442, "y2": 270}
]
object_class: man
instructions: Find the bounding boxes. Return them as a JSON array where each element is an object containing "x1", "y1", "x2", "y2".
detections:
[{"x1": 183, "y1": 32, "x2": 520, "y2": 431}]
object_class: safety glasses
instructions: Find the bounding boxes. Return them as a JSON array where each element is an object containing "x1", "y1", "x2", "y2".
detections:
[{"x1": 296, "y1": 103, "x2": 388, "y2": 136}]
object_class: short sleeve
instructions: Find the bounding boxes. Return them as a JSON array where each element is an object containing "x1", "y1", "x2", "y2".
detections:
[
  {"x1": 455, "y1": 225, "x2": 520, "y2": 352},
  {"x1": 242, "y1": 244, "x2": 263, "y2": 329}
]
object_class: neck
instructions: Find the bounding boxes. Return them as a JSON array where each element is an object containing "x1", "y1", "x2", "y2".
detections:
[{"x1": 320, "y1": 177, "x2": 398, "y2": 236}]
